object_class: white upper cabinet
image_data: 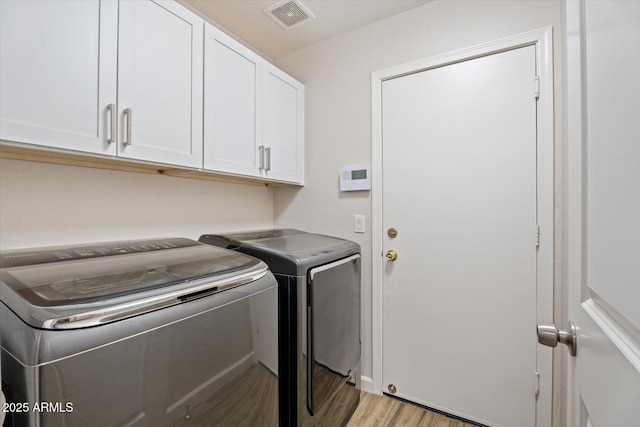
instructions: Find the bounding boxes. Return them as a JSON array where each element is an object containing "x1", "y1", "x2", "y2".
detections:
[
  {"x1": 203, "y1": 23, "x2": 262, "y2": 176},
  {"x1": 1, "y1": 1, "x2": 303, "y2": 184},
  {"x1": 0, "y1": 0, "x2": 118, "y2": 154},
  {"x1": 0, "y1": 0, "x2": 203, "y2": 168},
  {"x1": 203, "y1": 24, "x2": 304, "y2": 184},
  {"x1": 117, "y1": 1, "x2": 203, "y2": 168},
  {"x1": 262, "y1": 65, "x2": 304, "y2": 184}
]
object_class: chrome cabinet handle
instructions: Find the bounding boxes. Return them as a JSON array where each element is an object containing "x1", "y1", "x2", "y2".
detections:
[
  {"x1": 537, "y1": 321, "x2": 577, "y2": 356},
  {"x1": 123, "y1": 108, "x2": 132, "y2": 146},
  {"x1": 265, "y1": 147, "x2": 271, "y2": 171},
  {"x1": 107, "y1": 103, "x2": 116, "y2": 144},
  {"x1": 259, "y1": 146, "x2": 265, "y2": 170}
]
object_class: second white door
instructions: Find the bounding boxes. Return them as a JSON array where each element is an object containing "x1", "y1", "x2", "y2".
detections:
[{"x1": 382, "y1": 45, "x2": 539, "y2": 426}]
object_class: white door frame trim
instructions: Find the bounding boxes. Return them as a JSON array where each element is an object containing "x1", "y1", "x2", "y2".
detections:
[{"x1": 370, "y1": 27, "x2": 554, "y2": 425}]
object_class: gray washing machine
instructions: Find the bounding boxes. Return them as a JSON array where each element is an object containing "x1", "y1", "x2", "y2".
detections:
[
  {"x1": 0, "y1": 238, "x2": 278, "y2": 426},
  {"x1": 199, "y1": 229, "x2": 361, "y2": 427}
]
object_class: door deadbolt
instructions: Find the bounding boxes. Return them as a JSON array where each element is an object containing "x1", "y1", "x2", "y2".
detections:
[
  {"x1": 386, "y1": 250, "x2": 398, "y2": 261},
  {"x1": 387, "y1": 227, "x2": 398, "y2": 238},
  {"x1": 537, "y1": 321, "x2": 577, "y2": 357}
]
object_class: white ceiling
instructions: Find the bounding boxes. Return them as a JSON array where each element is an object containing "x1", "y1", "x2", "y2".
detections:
[{"x1": 184, "y1": 0, "x2": 431, "y2": 59}]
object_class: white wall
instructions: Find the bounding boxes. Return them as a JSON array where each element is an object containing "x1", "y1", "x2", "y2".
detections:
[
  {"x1": 273, "y1": 0, "x2": 564, "y2": 417},
  {"x1": 0, "y1": 158, "x2": 274, "y2": 249}
]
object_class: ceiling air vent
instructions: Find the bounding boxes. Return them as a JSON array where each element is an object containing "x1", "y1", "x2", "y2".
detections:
[{"x1": 265, "y1": 0, "x2": 315, "y2": 30}]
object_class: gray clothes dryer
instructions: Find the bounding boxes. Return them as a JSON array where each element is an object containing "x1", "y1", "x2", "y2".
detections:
[
  {"x1": 0, "y1": 238, "x2": 279, "y2": 427},
  {"x1": 199, "y1": 229, "x2": 361, "y2": 427}
]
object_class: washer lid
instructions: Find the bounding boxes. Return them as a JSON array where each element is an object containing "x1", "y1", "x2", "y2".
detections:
[
  {"x1": 199, "y1": 229, "x2": 360, "y2": 276},
  {"x1": 0, "y1": 238, "x2": 266, "y2": 329}
]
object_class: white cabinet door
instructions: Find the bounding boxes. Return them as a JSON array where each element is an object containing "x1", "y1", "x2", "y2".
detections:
[
  {"x1": 117, "y1": 0, "x2": 203, "y2": 168},
  {"x1": 262, "y1": 65, "x2": 304, "y2": 184},
  {"x1": 0, "y1": 0, "x2": 118, "y2": 155},
  {"x1": 203, "y1": 24, "x2": 261, "y2": 176}
]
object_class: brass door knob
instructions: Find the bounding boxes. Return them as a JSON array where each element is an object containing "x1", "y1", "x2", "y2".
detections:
[{"x1": 386, "y1": 250, "x2": 398, "y2": 261}]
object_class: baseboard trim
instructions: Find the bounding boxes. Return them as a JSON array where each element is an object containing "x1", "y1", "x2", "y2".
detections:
[{"x1": 361, "y1": 376, "x2": 378, "y2": 394}]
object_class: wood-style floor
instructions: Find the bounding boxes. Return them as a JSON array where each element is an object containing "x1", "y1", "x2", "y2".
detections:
[
  {"x1": 347, "y1": 392, "x2": 474, "y2": 427},
  {"x1": 169, "y1": 360, "x2": 473, "y2": 426}
]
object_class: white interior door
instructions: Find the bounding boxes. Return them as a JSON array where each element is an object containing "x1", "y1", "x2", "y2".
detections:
[
  {"x1": 565, "y1": 2, "x2": 640, "y2": 426},
  {"x1": 382, "y1": 45, "x2": 541, "y2": 427}
]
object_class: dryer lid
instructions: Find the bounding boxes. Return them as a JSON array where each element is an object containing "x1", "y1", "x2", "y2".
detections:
[{"x1": 199, "y1": 229, "x2": 360, "y2": 276}]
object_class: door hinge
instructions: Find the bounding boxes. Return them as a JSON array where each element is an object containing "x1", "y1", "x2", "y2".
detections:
[
  {"x1": 533, "y1": 76, "x2": 540, "y2": 99},
  {"x1": 536, "y1": 224, "x2": 540, "y2": 249},
  {"x1": 534, "y1": 371, "x2": 540, "y2": 396}
]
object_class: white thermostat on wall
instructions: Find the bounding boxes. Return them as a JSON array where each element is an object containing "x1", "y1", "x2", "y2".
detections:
[{"x1": 340, "y1": 167, "x2": 371, "y2": 191}]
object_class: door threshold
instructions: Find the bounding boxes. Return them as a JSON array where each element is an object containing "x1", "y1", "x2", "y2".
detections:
[{"x1": 382, "y1": 393, "x2": 489, "y2": 427}]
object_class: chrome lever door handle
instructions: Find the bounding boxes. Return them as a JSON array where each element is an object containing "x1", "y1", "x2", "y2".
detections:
[{"x1": 537, "y1": 321, "x2": 577, "y2": 356}]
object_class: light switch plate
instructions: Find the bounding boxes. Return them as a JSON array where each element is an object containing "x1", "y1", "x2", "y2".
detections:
[{"x1": 354, "y1": 215, "x2": 365, "y2": 233}]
